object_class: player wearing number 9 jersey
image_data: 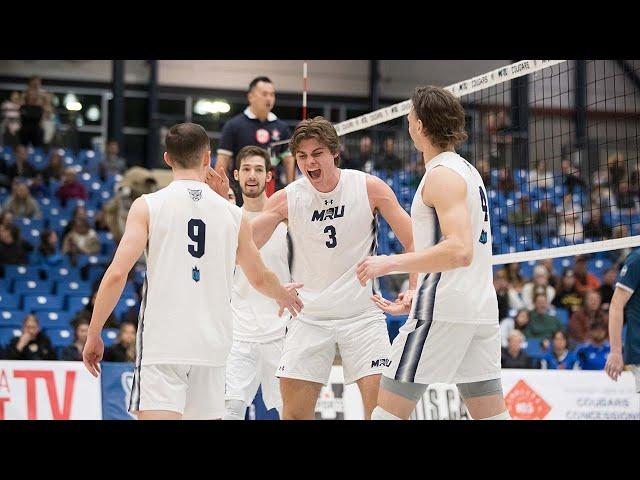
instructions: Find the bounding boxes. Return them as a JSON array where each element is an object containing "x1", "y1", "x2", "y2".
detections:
[
  {"x1": 251, "y1": 117, "x2": 416, "y2": 420},
  {"x1": 81, "y1": 123, "x2": 303, "y2": 420},
  {"x1": 357, "y1": 86, "x2": 509, "y2": 420}
]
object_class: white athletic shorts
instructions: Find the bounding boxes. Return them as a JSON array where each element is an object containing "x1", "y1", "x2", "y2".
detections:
[
  {"x1": 225, "y1": 339, "x2": 284, "y2": 411},
  {"x1": 385, "y1": 319, "x2": 502, "y2": 385},
  {"x1": 128, "y1": 364, "x2": 225, "y2": 419},
  {"x1": 277, "y1": 314, "x2": 391, "y2": 385},
  {"x1": 630, "y1": 365, "x2": 640, "y2": 393}
]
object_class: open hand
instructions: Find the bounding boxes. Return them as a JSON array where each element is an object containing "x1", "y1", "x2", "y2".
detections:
[
  {"x1": 605, "y1": 351, "x2": 624, "y2": 382},
  {"x1": 371, "y1": 293, "x2": 411, "y2": 315},
  {"x1": 82, "y1": 333, "x2": 104, "y2": 378},
  {"x1": 277, "y1": 282, "x2": 304, "y2": 317}
]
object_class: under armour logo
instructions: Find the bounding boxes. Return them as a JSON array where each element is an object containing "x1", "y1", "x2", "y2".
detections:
[{"x1": 324, "y1": 199, "x2": 334, "y2": 205}]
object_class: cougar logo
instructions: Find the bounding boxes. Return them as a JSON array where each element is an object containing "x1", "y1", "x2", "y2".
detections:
[{"x1": 188, "y1": 189, "x2": 202, "y2": 202}]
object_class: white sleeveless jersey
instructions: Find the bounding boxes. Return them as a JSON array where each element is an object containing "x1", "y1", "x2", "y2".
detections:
[
  {"x1": 137, "y1": 179, "x2": 243, "y2": 367},
  {"x1": 285, "y1": 169, "x2": 380, "y2": 321},
  {"x1": 410, "y1": 152, "x2": 498, "y2": 324},
  {"x1": 232, "y1": 209, "x2": 291, "y2": 343}
]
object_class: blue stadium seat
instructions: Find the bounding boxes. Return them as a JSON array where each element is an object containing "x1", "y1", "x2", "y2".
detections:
[
  {"x1": 87, "y1": 264, "x2": 106, "y2": 285},
  {"x1": 15, "y1": 217, "x2": 45, "y2": 231},
  {"x1": 0, "y1": 326, "x2": 22, "y2": 347},
  {"x1": 3, "y1": 265, "x2": 40, "y2": 281},
  {"x1": 525, "y1": 338, "x2": 545, "y2": 359},
  {"x1": 23, "y1": 295, "x2": 64, "y2": 312},
  {"x1": 0, "y1": 310, "x2": 24, "y2": 327},
  {"x1": 102, "y1": 328, "x2": 119, "y2": 347},
  {"x1": 46, "y1": 327, "x2": 74, "y2": 348},
  {"x1": 28, "y1": 152, "x2": 48, "y2": 170},
  {"x1": 385, "y1": 314, "x2": 408, "y2": 342},
  {"x1": 39, "y1": 310, "x2": 76, "y2": 328},
  {"x1": 45, "y1": 266, "x2": 83, "y2": 283},
  {"x1": 0, "y1": 279, "x2": 6, "y2": 292},
  {"x1": 13, "y1": 279, "x2": 53, "y2": 296},
  {"x1": 114, "y1": 296, "x2": 138, "y2": 321},
  {"x1": 0, "y1": 293, "x2": 19, "y2": 310},
  {"x1": 555, "y1": 307, "x2": 570, "y2": 327},
  {"x1": 56, "y1": 280, "x2": 92, "y2": 296},
  {"x1": 66, "y1": 295, "x2": 90, "y2": 314}
]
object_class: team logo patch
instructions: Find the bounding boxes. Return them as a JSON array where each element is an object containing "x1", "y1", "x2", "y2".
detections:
[
  {"x1": 188, "y1": 189, "x2": 202, "y2": 202},
  {"x1": 621, "y1": 265, "x2": 628, "y2": 277},
  {"x1": 479, "y1": 229, "x2": 488, "y2": 244},
  {"x1": 192, "y1": 266, "x2": 200, "y2": 282},
  {"x1": 371, "y1": 358, "x2": 391, "y2": 368},
  {"x1": 272, "y1": 129, "x2": 280, "y2": 141},
  {"x1": 256, "y1": 128, "x2": 270, "y2": 144}
]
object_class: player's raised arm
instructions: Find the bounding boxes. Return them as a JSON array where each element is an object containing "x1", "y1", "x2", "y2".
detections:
[
  {"x1": 357, "y1": 166, "x2": 472, "y2": 285},
  {"x1": 83, "y1": 197, "x2": 149, "y2": 377},
  {"x1": 236, "y1": 214, "x2": 302, "y2": 316},
  {"x1": 250, "y1": 188, "x2": 288, "y2": 250}
]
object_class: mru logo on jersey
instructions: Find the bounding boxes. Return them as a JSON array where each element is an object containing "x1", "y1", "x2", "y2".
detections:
[
  {"x1": 371, "y1": 358, "x2": 391, "y2": 368},
  {"x1": 192, "y1": 266, "x2": 200, "y2": 282},
  {"x1": 311, "y1": 203, "x2": 345, "y2": 222}
]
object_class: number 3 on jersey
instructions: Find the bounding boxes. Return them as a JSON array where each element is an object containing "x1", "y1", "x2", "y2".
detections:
[
  {"x1": 188, "y1": 219, "x2": 206, "y2": 258},
  {"x1": 324, "y1": 225, "x2": 337, "y2": 248}
]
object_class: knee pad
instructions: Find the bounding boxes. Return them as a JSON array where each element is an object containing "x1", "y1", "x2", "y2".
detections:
[
  {"x1": 380, "y1": 375, "x2": 428, "y2": 402},
  {"x1": 457, "y1": 378, "x2": 503, "y2": 400},
  {"x1": 223, "y1": 400, "x2": 247, "y2": 420}
]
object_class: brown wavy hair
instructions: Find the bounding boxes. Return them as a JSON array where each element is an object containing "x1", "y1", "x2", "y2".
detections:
[
  {"x1": 411, "y1": 86, "x2": 468, "y2": 149},
  {"x1": 289, "y1": 116, "x2": 340, "y2": 166}
]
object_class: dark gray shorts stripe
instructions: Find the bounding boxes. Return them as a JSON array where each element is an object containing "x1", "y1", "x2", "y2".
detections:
[
  {"x1": 394, "y1": 273, "x2": 440, "y2": 382},
  {"x1": 129, "y1": 273, "x2": 148, "y2": 412}
]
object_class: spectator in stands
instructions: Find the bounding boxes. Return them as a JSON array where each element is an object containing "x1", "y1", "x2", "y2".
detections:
[
  {"x1": 561, "y1": 157, "x2": 586, "y2": 195},
  {"x1": 59, "y1": 318, "x2": 89, "y2": 361},
  {"x1": 25, "y1": 76, "x2": 49, "y2": 104},
  {"x1": 497, "y1": 167, "x2": 515, "y2": 194},
  {"x1": 552, "y1": 268, "x2": 583, "y2": 313},
  {"x1": 62, "y1": 205, "x2": 89, "y2": 239},
  {"x1": 501, "y1": 330, "x2": 535, "y2": 369},
  {"x1": 598, "y1": 268, "x2": 617, "y2": 310},
  {"x1": 33, "y1": 229, "x2": 63, "y2": 267},
  {"x1": 62, "y1": 217, "x2": 100, "y2": 255},
  {"x1": 607, "y1": 152, "x2": 627, "y2": 187},
  {"x1": 55, "y1": 167, "x2": 88, "y2": 207},
  {"x1": 5, "y1": 314, "x2": 56, "y2": 360},
  {"x1": 614, "y1": 179, "x2": 638, "y2": 211},
  {"x1": 5, "y1": 144, "x2": 37, "y2": 181},
  {"x1": 215, "y1": 76, "x2": 295, "y2": 201},
  {"x1": 557, "y1": 198, "x2": 583, "y2": 244},
  {"x1": 529, "y1": 158, "x2": 554, "y2": 191},
  {"x1": 583, "y1": 208, "x2": 612, "y2": 240},
  {"x1": 0, "y1": 223, "x2": 29, "y2": 265},
  {"x1": 41, "y1": 150, "x2": 65, "y2": 186},
  {"x1": 500, "y1": 309, "x2": 530, "y2": 348},
  {"x1": 0, "y1": 210, "x2": 14, "y2": 228},
  {"x1": 1, "y1": 91, "x2": 22, "y2": 147},
  {"x1": 476, "y1": 157, "x2": 491, "y2": 187},
  {"x1": 539, "y1": 258, "x2": 559, "y2": 288},
  {"x1": 103, "y1": 321, "x2": 137, "y2": 362},
  {"x1": 227, "y1": 187, "x2": 236, "y2": 205},
  {"x1": 493, "y1": 270, "x2": 511, "y2": 321},
  {"x1": 98, "y1": 139, "x2": 127, "y2": 180},
  {"x1": 19, "y1": 89, "x2": 44, "y2": 148},
  {"x1": 508, "y1": 194, "x2": 534, "y2": 227},
  {"x1": 540, "y1": 330, "x2": 577, "y2": 369},
  {"x1": 569, "y1": 290, "x2": 608, "y2": 344},
  {"x1": 503, "y1": 263, "x2": 526, "y2": 311},
  {"x1": 524, "y1": 293, "x2": 564, "y2": 341},
  {"x1": 342, "y1": 135, "x2": 375, "y2": 172},
  {"x1": 532, "y1": 199, "x2": 559, "y2": 243},
  {"x1": 41, "y1": 94, "x2": 58, "y2": 147},
  {"x1": 522, "y1": 264, "x2": 556, "y2": 311},
  {"x1": 574, "y1": 255, "x2": 601, "y2": 294},
  {"x1": 576, "y1": 321, "x2": 610, "y2": 370},
  {"x1": 2, "y1": 180, "x2": 42, "y2": 219},
  {"x1": 375, "y1": 136, "x2": 403, "y2": 172}
]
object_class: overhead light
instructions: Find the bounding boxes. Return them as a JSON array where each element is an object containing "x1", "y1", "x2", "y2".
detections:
[
  {"x1": 64, "y1": 93, "x2": 82, "y2": 112},
  {"x1": 194, "y1": 99, "x2": 230, "y2": 115},
  {"x1": 86, "y1": 105, "x2": 100, "y2": 121}
]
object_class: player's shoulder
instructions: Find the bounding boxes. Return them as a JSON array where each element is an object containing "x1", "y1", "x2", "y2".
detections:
[{"x1": 626, "y1": 249, "x2": 640, "y2": 266}]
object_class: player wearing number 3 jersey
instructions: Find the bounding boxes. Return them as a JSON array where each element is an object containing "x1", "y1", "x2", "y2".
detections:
[
  {"x1": 357, "y1": 86, "x2": 509, "y2": 420},
  {"x1": 251, "y1": 117, "x2": 416, "y2": 419},
  {"x1": 82, "y1": 123, "x2": 303, "y2": 420}
]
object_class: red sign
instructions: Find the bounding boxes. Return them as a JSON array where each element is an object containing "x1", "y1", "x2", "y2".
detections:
[{"x1": 505, "y1": 379, "x2": 551, "y2": 420}]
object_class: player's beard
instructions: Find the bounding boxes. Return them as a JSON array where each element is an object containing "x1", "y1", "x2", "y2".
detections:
[{"x1": 241, "y1": 182, "x2": 265, "y2": 199}]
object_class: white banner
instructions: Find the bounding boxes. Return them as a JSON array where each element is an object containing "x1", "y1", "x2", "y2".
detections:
[
  {"x1": 0, "y1": 361, "x2": 102, "y2": 420},
  {"x1": 319, "y1": 367, "x2": 639, "y2": 420}
]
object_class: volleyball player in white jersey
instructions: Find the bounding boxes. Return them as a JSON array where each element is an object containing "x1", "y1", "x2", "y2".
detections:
[
  {"x1": 251, "y1": 117, "x2": 416, "y2": 419},
  {"x1": 357, "y1": 86, "x2": 509, "y2": 420},
  {"x1": 82, "y1": 123, "x2": 303, "y2": 420},
  {"x1": 224, "y1": 146, "x2": 291, "y2": 420}
]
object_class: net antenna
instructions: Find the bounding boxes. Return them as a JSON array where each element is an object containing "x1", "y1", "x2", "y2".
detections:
[{"x1": 302, "y1": 60, "x2": 308, "y2": 120}]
